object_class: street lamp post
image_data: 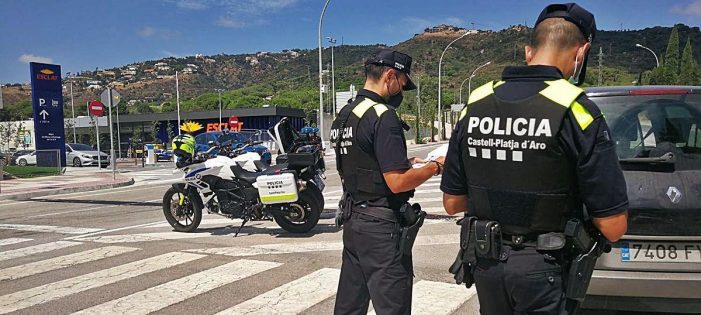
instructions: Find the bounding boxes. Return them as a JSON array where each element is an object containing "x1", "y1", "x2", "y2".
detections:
[
  {"x1": 68, "y1": 74, "x2": 77, "y2": 143},
  {"x1": 317, "y1": 0, "x2": 332, "y2": 148},
  {"x1": 635, "y1": 44, "x2": 660, "y2": 68},
  {"x1": 459, "y1": 77, "x2": 470, "y2": 105},
  {"x1": 438, "y1": 31, "x2": 470, "y2": 140},
  {"x1": 327, "y1": 37, "x2": 337, "y2": 120},
  {"x1": 467, "y1": 61, "x2": 492, "y2": 101},
  {"x1": 216, "y1": 89, "x2": 223, "y2": 128}
]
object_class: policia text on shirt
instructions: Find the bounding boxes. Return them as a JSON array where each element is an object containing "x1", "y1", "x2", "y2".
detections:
[
  {"x1": 331, "y1": 49, "x2": 445, "y2": 315},
  {"x1": 441, "y1": 3, "x2": 628, "y2": 315}
]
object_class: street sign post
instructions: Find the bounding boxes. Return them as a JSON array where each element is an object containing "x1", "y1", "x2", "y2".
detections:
[
  {"x1": 30, "y1": 62, "x2": 66, "y2": 167},
  {"x1": 228, "y1": 116, "x2": 240, "y2": 131},
  {"x1": 89, "y1": 100, "x2": 105, "y2": 117},
  {"x1": 88, "y1": 101, "x2": 103, "y2": 169},
  {"x1": 101, "y1": 89, "x2": 117, "y2": 179}
]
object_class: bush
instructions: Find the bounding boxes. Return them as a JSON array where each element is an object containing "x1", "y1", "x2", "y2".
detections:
[{"x1": 2, "y1": 165, "x2": 62, "y2": 179}]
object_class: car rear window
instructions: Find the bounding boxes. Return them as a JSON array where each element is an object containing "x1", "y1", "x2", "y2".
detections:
[{"x1": 591, "y1": 93, "x2": 701, "y2": 171}]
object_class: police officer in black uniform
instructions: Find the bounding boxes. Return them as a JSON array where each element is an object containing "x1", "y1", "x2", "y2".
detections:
[
  {"x1": 332, "y1": 49, "x2": 445, "y2": 315},
  {"x1": 441, "y1": 3, "x2": 629, "y2": 314}
]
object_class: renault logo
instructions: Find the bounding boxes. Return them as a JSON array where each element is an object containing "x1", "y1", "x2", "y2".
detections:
[{"x1": 666, "y1": 186, "x2": 682, "y2": 204}]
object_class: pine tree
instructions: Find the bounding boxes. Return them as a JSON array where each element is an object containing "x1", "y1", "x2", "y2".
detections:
[
  {"x1": 662, "y1": 27, "x2": 680, "y2": 84},
  {"x1": 679, "y1": 37, "x2": 701, "y2": 85}
]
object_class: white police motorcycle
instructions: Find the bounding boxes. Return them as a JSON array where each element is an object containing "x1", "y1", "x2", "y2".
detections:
[{"x1": 162, "y1": 119, "x2": 325, "y2": 235}]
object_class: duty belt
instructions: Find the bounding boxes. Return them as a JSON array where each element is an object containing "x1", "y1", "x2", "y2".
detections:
[{"x1": 351, "y1": 203, "x2": 398, "y2": 223}]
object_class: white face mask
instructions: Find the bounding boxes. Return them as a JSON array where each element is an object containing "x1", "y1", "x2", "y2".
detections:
[{"x1": 569, "y1": 49, "x2": 585, "y2": 85}]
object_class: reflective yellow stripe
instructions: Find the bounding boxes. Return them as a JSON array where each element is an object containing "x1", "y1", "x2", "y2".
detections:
[
  {"x1": 459, "y1": 106, "x2": 468, "y2": 120},
  {"x1": 352, "y1": 99, "x2": 378, "y2": 118},
  {"x1": 571, "y1": 101, "x2": 594, "y2": 130},
  {"x1": 493, "y1": 80, "x2": 506, "y2": 88},
  {"x1": 539, "y1": 79, "x2": 584, "y2": 108},
  {"x1": 260, "y1": 194, "x2": 298, "y2": 203},
  {"x1": 467, "y1": 81, "x2": 495, "y2": 105},
  {"x1": 179, "y1": 194, "x2": 185, "y2": 206},
  {"x1": 373, "y1": 104, "x2": 388, "y2": 117}
]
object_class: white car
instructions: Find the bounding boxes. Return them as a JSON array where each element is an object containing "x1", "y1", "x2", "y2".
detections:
[
  {"x1": 65, "y1": 143, "x2": 110, "y2": 167},
  {"x1": 15, "y1": 151, "x2": 36, "y2": 166}
]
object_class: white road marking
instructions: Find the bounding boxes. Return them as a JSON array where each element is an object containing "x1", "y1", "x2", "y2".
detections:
[
  {"x1": 0, "y1": 224, "x2": 103, "y2": 235},
  {"x1": 186, "y1": 234, "x2": 458, "y2": 258},
  {"x1": 0, "y1": 246, "x2": 139, "y2": 281},
  {"x1": 0, "y1": 238, "x2": 32, "y2": 246},
  {"x1": 73, "y1": 232, "x2": 215, "y2": 243},
  {"x1": 216, "y1": 268, "x2": 341, "y2": 315},
  {"x1": 63, "y1": 221, "x2": 165, "y2": 240},
  {"x1": 0, "y1": 241, "x2": 82, "y2": 263},
  {"x1": 0, "y1": 252, "x2": 205, "y2": 314},
  {"x1": 72, "y1": 259, "x2": 281, "y2": 315},
  {"x1": 25, "y1": 198, "x2": 162, "y2": 219},
  {"x1": 367, "y1": 280, "x2": 476, "y2": 315}
]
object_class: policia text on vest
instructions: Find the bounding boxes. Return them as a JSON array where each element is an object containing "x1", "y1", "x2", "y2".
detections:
[{"x1": 441, "y1": 3, "x2": 628, "y2": 314}]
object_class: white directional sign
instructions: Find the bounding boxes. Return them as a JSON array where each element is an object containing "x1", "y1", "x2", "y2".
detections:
[
  {"x1": 39, "y1": 110, "x2": 49, "y2": 120},
  {"x1": 100, "y1": 88, "x2": 121, "y2": 107}
]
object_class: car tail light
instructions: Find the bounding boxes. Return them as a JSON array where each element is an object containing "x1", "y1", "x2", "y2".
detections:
[{"x1": 630, "y1": 89, "x2": 691, "y2": 96}]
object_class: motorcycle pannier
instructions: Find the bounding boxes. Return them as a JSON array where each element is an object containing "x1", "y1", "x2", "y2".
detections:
[
  {"x1": 257, "y1": 173, "x2": 299, "y2": 204},
  {"x1": 287, "y1": 151, "x2": 320, "y2": 167}
]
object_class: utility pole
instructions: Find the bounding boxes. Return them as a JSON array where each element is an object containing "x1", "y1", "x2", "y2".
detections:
[
  {"x1": 416, "y1": 75, "x2": 421, "y2": 144},
  {"x1": 327, "y1": 37, "x2": 337, "y2": 120},
  {"x1": 598, "y1": 46, "x2": 604, "y2": 86},
  {"x1": 176, "y1": 71, "x2": 181, "y2": 135}
]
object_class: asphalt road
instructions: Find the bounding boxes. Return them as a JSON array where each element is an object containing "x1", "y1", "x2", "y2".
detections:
[{"x1": 0, "y1": 143, "x2": 674, "y2": 314}]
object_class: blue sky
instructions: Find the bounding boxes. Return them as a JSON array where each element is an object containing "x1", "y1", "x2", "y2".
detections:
[{"x1": 1, "y1": 0, "x2": 700, "y2": 84}]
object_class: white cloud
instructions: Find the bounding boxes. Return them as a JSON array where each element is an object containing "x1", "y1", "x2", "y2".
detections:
[
  {"x1": 166, "y1": 0, "x2": 210, "y2": 10},
  {"x1": 18, "y1": 54, "x2": 53, "y2": 64},
  {"x1": 138, "y1": 27, "x2": 179, "y2": 39},
  {"x1": 671, "y1": 0, "x2": 701, "y2": 17},
  {"x1": 216, "y1": 16, "x2": 244, "y2": 28},
  {"x1": 164, "y1": 0, "x2": 299, "y2": 28}
]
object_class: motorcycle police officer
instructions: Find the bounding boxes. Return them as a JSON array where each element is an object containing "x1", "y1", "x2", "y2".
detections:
[
  {"x1": 441, "y1": 3, "x2": 629, "y2": 314},
  {"x1": 331, "y1": 49, "x2": 445, "y2": 315}
]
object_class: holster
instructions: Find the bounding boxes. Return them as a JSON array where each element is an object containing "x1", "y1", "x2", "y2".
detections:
[
  {"x1": 397, "y1": 203, "x2": 426, "y2": 256},
  {"x1": 563, "y1": 219, "x2": 610, "y2": 306},
  {"x1": 474, "y1": 220, "x2": 503, "y2": 260},
  {"x1": 335, "y1": 192, "x2": 353, "y2": 228},
  {"x1": 448, "y1": 216, "x2": 477, "y2": 288}
]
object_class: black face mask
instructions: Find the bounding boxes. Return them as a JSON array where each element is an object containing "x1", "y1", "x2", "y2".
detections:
[
  {"x1": 386, "y1": 73, "x2": 404, "y2": 108},
  {"x1": 388, "y1": 92, "x2": 404, "y2": 108}
]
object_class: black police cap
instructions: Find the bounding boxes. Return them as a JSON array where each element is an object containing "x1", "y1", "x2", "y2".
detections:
[
  {"x1": 366, "y1": 49, "x2": 417, "y2": 91},
  {"x1": 535, "y1": 3, "x2": 597, "y2": 42}
]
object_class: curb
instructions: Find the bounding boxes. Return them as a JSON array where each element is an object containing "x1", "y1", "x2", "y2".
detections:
[{"x1": 0, "y1": 178, "x2": 135, "y2": 201}]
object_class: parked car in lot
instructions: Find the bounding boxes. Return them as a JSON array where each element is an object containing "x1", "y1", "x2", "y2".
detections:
[
  {"x1": 582, "y1": 86, "x2": 701, "y2": 313},
  {"x1": 65, "y1": 143, "x2": 109, "y2": 167},
  {"x1": 155, "y1": 149, "x2": 173, "y2": 161},
  {"x1": 15, "y1": 151, "x2": 36, "y2": 166},
  {"x1": 11, "y1": 150, "x2": 34, "y2": 165}
]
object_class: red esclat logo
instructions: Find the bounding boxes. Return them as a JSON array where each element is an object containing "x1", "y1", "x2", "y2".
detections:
[{"x1": 36, "y1": 69, "x2": 58, "y2": 81}]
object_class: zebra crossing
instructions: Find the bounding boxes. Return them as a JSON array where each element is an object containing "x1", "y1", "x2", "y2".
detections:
[{"x1": 0, "y1": 227, "x2": 477, "y2": 314}]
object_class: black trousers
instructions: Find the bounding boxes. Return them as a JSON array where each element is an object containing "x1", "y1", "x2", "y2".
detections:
[
  {"x1": 473, "y1": 246, "x2": 567, "y2": 315},
  {"x1": 334, "y1": 212, "x2": 413, "y2": 315}
]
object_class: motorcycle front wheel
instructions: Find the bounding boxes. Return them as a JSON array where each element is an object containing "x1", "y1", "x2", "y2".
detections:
[
  {"x1": 162, "y1": 187, "x2": 202, "y2": 232},
  {"x1": 272, "y1": 190, "x2": 321, "y2": 233}
]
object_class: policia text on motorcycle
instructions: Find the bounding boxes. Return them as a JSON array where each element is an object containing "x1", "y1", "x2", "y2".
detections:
[
  {"x1": 331, "y1": 49, "x2": 446, "y2": 315},
  {"x1": 441, "y1": 3, "x2": 628, "y2": 315}
]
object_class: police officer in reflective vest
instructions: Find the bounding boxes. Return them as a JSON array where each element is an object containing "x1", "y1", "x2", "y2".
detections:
[
  {"x1": 332, "y1": 49, "x2": 445, "y2": 315},
  {"x1": 441, "y1": 3, "x2": 629, "y2": 314}
]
